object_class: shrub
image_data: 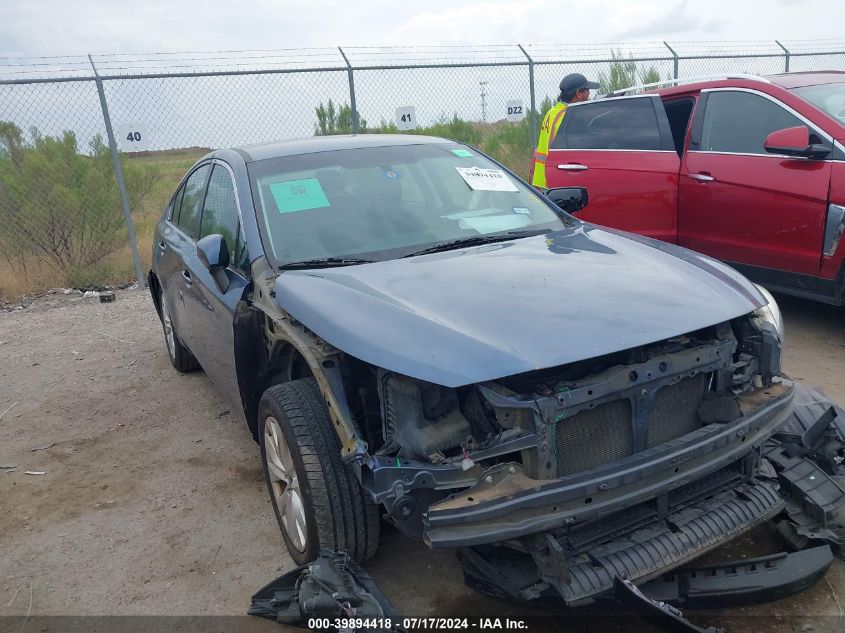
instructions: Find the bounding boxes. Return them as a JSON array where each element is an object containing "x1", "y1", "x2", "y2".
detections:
[
  {"x1": 314, "y1": 100, "x2": 367, "y2": 135},
  {"x1": 0, "y1": 122, "x2": 158, "y2": 285}
]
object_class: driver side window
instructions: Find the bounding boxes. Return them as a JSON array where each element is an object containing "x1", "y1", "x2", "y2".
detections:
[
  {"x1": 199, "y1": 164, "x2": 250, "y2": 274},
  {"x1": 699, "y1": 91, "x2": 809, "y2": 155}
]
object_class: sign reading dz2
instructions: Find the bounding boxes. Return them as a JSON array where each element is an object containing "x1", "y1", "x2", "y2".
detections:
[{"x1": 506, "y1": 100, "x2": 524, "y2": 123}]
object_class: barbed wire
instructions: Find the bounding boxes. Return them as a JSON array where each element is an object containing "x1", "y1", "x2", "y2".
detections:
[{"x1": 0, "y1": 40, "x2": 843, "y2": 82}]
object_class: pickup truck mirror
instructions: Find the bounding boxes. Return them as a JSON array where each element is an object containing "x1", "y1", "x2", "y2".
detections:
[
  {"x1": 764, "y1": 125, "x2": 829, "y2": 159},
  {"x1": 546, "y1": 187, "x2": 589, "y2": 213}
]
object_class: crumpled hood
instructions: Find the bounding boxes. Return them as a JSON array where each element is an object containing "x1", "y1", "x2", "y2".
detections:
[{"x1": 274, "y1": 225, "x2": 765, "y2": 387}]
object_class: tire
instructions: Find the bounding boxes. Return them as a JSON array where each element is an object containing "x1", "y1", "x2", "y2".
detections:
[
  {"x1": 159, "y1": 289, "x2": 199, "y2": 373},
  {"x1": 258, "y1": 378, "x2": 379, "y2": 564}
]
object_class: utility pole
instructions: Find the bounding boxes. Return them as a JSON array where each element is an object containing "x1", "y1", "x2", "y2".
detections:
[{"x1": 479, "y1": 80, "x2": 488, "y2": 123}]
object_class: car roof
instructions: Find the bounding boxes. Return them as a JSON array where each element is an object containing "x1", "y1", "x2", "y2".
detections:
[
  {"x1": 651, "y1": 71, "x2": 845, "y2": 99},
  {"x1": 766, "y1": 71, "x2": 845, "y2": 89},
  {"x1": 234, "y1": 134, "x2": 452, "y2": 162}
]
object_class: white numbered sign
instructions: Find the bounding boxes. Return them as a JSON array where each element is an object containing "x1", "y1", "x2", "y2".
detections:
[
  {"x1": 506, "y1": 100, "x2": 525, "y2": 122},
  {"x1": 395, "y1": 106, "x2": 416, "y2": 131},
  {"x1": 116, "y1": 121, "x2": 149, "y2": 151}
]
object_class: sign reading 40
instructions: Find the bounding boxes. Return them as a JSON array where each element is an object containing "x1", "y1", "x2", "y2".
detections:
[{"x1": 116, "y1": 121, "x2": 150, "y2": 151}]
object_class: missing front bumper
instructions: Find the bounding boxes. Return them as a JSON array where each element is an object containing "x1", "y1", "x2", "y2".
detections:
[
  {"x1": 424, "y1": 384, "x2": 794, "y2": 549},
  {"x1": 453, "y1": 382, "x2": 845, "y2": 609}
]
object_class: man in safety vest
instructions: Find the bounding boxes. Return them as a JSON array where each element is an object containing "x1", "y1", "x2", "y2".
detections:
[{"x1": 530, "y1": 73, "x2": 600, "y2": 189}]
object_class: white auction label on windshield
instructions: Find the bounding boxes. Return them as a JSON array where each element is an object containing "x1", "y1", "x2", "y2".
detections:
[{"x1": 455, "y1": 167, "x2": 519, "y2": 192}]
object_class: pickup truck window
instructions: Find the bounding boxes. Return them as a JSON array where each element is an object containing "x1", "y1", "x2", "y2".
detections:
[
  {"x1": 551, "y1": 98, "x2": 662, "y2": 151},
  {"x1": 699, "y1": 91, "x2": 804, "y2": 155}
]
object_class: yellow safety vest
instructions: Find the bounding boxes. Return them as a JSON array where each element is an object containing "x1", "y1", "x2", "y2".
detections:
[{"x1": 530, "y1": 102, "x2": 568, "y2": 189}]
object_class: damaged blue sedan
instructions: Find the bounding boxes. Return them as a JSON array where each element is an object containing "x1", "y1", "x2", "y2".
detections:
[{"x1": 149, "y1": 135, "x2": 845, "y2": 618}]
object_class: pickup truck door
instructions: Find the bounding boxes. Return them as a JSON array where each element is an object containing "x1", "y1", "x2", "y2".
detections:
[
  {"x1": 546, "y1": 94, "x2": 680, "y2": 242},
  {"x1": 678, "y1": 88, "x2": 832, "y2": 278}
]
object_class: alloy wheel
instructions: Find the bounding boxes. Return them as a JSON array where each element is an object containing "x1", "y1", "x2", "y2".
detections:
[{"x1": 264, "y1": 416, "x2": 308, "y2": 552}]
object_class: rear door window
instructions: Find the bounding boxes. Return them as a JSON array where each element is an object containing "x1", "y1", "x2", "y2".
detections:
[
  {"x1": 697, "y1": 91, "x2": 807, "y2": 155},
  {"x1": 176, "y1": 164, "x2": 211, "y2": 238},
  {"x1": 551, "y1": 97, "x2": 664, "y2": 151},
  {"x1": 169, "y1": 186, "x2": 185, "y2": 224}
]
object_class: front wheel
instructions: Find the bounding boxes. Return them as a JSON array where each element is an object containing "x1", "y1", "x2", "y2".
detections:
[{"x1": 258, "y1": 378, "x2": 379, "y2": 564}]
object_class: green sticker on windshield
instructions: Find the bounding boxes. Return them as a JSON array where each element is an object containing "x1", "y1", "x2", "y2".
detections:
[
  {"x1": 270, "y1": 178, "x2": 330, "y2": 214},
  {"x1": 452, "y1": 149, "x2": 474, "y2": 157}
]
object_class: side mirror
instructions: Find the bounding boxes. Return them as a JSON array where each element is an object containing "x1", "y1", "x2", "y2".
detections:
[
  {"x1": 764, "y1": 125, "x2": 829, "y2": 159},
  {"x1": 197, "y1": 234, "x2": 230, "y2": 269},
  {"x1": 196, "y1": 234, "x2": 230, "y2": 292},
  {"x1": 546, "y1": 187, "x2": 588, "y2": 213}
]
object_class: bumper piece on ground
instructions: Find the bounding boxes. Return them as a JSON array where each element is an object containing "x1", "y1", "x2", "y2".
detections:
[
  {"x1": 249, "y1": 550, "x2": 401, "y2": 631},
  {"x1": 461, "y1": 543, "x2": 833, "y2": 612},
  {"x1": 770, "y1": 383, "x2": 845, "y2": 557},
  {"x1": 613, "y1": 576, "x2": 723, "y2": 633},
  {"x1": 460, "y1": 478, "x2": 786, "y2": 606},
  {"x1": 557, "y1": 479, "x2": 785, "y2": 605},
  {"x1": 639, "y1": 545, "x2": 833, "y2": 608}
]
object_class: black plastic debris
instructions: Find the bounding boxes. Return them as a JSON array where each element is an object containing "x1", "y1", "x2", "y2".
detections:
[
  {"x1": 770, "y1": 383, "x2": 845, "y2": 557},
  {"x1": 249, "y1": 550, "x2": 403, "y2": 632},
  {"x1": 638, "y1": 546, "x2": 833, "y2": 608},
  {"x1": 613, "y1": 576, "x2": 723, "y2": 633}
]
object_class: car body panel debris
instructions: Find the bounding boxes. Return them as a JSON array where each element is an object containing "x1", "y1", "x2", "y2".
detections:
[{"x1": 249, "y1": 551, "x2": 402, "y2": 632}]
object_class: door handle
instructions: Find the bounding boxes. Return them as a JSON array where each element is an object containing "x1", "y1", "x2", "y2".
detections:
[
  {"x1": 688, "y1": 172, "x2": 714, "y2": 182},
  {"x1": 181, "y1": 269, "x2": 192, "y2": 285},
  {"x1": 158, "y1": 241, "x2": 166, "y2": 251},
  {"x1": 557, "y1": 164, "x2": 589, "y2": 172}
]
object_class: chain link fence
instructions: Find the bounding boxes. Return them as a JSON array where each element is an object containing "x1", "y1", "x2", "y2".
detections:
[{"x1": 1, "y1": 40, "x2": 844, "y2": 299}]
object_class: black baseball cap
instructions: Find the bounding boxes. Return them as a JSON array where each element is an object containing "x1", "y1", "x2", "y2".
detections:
[{"x1": 559, "y1": 73, "x2": 600, "y2": 93}]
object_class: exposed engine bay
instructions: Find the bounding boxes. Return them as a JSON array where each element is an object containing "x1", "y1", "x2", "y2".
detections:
[{"x1": 323, "y1": 311, "x2": 845, "y2": 606}]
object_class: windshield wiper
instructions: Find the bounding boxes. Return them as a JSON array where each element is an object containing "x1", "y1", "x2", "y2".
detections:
[
  {"x1": 401, "y1": 229, "x2": 547, "y2": 258},
  {"x1": 279, "y1": 257, "x2": 376, "y2": 270}
]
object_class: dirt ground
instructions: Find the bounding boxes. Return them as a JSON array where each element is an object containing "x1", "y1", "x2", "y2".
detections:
[{"x1": 1, "y1": 288, "x2": 844, "y2": 631}]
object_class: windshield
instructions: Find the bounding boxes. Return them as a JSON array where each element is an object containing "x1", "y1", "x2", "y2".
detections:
[
  {"x1": 247, "y1": 142, "x2": 565, "y2": 266},
  {"x1": 793, "y1": 83, "x2": 845, "y2": 124}
]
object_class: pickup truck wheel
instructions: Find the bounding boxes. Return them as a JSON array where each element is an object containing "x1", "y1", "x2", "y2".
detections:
[
  {"x1": 258, "y1": 378, "x2": 379, "y2": 564},
  {"x1": 159, "y1": 290, "x2": 199, "y2": 372}
]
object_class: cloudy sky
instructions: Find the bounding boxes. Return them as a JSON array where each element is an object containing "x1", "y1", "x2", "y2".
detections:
[{"x1": 1, "y1": 0, "x2": 843, "y2": 56}]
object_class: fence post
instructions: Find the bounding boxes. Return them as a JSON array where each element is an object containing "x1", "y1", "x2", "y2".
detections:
[
  {"x1": 338, "y1": 47, "x2": 359, "y2": 133},
  {"x1": 87, "y1": 54, "x2": 146, "y2": 290},
  {"x1": 517, "y1": 44, "x2": 537, "y2": 149},
  {"x1": 664, "y1": 42, "x2": 679, "y2": 80},
  {"x1": 775, "y1": 40, "x2": 790, "y2": 72}
]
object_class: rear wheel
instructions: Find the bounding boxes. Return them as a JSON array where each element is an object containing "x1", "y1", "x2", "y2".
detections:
[
  {"x1": 159, "y1": 290, "x2": 199, "y2": 372},
  {"x1": 258, "y1": 378, "x2": 379, "y2": 564}
]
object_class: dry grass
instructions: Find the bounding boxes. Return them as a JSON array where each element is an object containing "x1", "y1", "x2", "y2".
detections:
[{"x1": 0, "y1": 149, "x2": 205, "y2": 301}]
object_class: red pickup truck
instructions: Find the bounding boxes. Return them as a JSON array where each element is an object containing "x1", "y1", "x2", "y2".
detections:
[{"x1": 544, "y1": 72, "x2": 845, "y2": 305}]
